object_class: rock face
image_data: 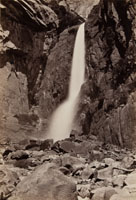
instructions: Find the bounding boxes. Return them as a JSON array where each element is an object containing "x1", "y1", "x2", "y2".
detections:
[
  {"x1": 1, "y1": 1, "x2": 136, "y2": 200},
  {"x1": 0, "y1": 61, "x2": 29, "y2": 143},
  {"x1": 39, "y1": 0, "x2": 136, "y2": 148},
  {"x1": 1, "y1": 0, "x2": 59, "y2": 105},
  {"x1": 39, "y1": 26, "x2": 77, "y2": 132},
  {"x1": 65, "y1": 0, "x2": 100, "y2": 19},
  {"x1": 83, "y1": 0, "x2": 136, "y2": 148},
  {"x1": 0, "y1": 0, "x2": 83, "y2": 141},
  {"x1": 0, "y1": 0, "x2": 58, "y2": 142},
  {"x1": 0, "y1": 0, "x2": 136, "y2": 149}
]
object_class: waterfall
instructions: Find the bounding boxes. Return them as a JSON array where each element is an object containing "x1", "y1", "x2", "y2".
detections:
[{"x1": 48, "y1": 23, "x2": 85, "y2": 142}]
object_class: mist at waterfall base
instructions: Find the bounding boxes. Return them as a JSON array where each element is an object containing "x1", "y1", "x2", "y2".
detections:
[{"x1": 47, "y1": 23, "x2": 85, "y2": 142}]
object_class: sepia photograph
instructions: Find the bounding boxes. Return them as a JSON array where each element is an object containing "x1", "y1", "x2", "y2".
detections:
[{"x1": 0, "y1": 0, "x2": 136, "y2": 199}]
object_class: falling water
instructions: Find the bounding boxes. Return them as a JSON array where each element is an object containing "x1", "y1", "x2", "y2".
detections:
[{"x1": 48, "y1": 23, "x2": 85, "y2": 141}]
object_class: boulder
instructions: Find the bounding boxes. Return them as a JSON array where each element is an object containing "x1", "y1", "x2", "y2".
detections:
[
  {"x1": 110, "y1": 193, "x2": 136, "y2": 200},
  {"x1": 123, "y1": 184, "x2": 136, "y2": 194},
  {"x1": 103, "y1": 158, "x2": 115, "y2": 166},
  {"x1": 97, "y1": 167, "x2": 113, "y2": 181},
  {"x1": 112, "y1": 175, "x2": 127, "y2": 188},
  {"x1": 73, "y1": 140, "x2": 93, "y2": 158},
  {"x1": 61, "y1": 154, "x2": 85, "y2": 173},
  {"x1": 0, "y1": 154, "x2": 4, "y2": 165},
  {"x1": 9, "y1": 163, "x2": 78, "y2": 200},
  {"x1": 89, "y1": 161, "x2": 106, "y2": 169},
  {"x1": 78, "y1": 197, "x2": 90, "y2": 200},
  {"x1": 25, "y1": 139, "x2": 53, "y2": 151},
  {"x1": 91, "y1": 187, "x2": 117, "y2": 200},
  {"x1": 59, "y1": 140, "x2": 76, "y2": 153},
  {"x1": 77, "y1": 184, "x2": 90, "y2": 198},
  {"x1": 40, "y1": 139, "x2": 53, "y2": 150},
  {"x1": 121, "y1": 156, "x2": 136, "y2": 169},
  {"x1": 125, "y1": 172, "x2": 136, "y2": 186},
  {"x1": 13, "y1": 158, "x2": 41, "y2": 169},
  {"x1": 3, "y1": 147, "x2": 15, "y2": 158},
  {"x1": 10, "y1": 150, "x2": 29, "y2": 160},
  {"x1": 0, "y1": 165, "x2": 19, "y2": 198},
  {"x1": 25, "y1": 139, "x2": 41, "y2": 151},
  {"x1": 59, "y1": 166, "x2": 70, "y2": 175},
  {"x1": 40, "y1": 151, "x2": 60, "y2": 162},
  {"x1": 81, "y1": 165, "x2": 97, "y2": 180}
]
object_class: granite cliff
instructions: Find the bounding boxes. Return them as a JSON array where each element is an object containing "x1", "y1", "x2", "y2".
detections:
[
  {"x1": 0, "y1": 1, "x2": 136, "y2": 200},
  {"x1": 0, "y1": 0, "x2": 136, "y2": 149},
  {"x1": 39, "y1": 0, "x2": 136, "y2": 148},
  {"x1": 84, "y1": 0, "x2": 136, "y2": 148},
  {"x1": 0, "y1": 0, "x2": 83, "y2": 142}
]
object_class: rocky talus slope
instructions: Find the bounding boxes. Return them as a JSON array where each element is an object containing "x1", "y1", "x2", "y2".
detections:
[{"x1": 0, "y1": 136, "x2": 136, "y2": 200}]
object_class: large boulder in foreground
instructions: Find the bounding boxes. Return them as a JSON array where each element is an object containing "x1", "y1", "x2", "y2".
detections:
[{"x1": 9, "y1": 163, "x2": 77, "y2": 200}]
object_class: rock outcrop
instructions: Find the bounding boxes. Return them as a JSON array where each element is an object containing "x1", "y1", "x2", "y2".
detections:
[
  {"x1": 0, "y1": 0, "x2": 83, "y2": 141},
  {"x1": 0, "y1": 1, "x2": 136, "y2": 200},
  {"x1": 83, "y1": 0, "x2": 136, "y2": 148},
  {"x1": 65, "y1": 0, "x2": 100, "y2": 19},
  {"x1": 39, "y1": 0, "x2": 136, "y2": 148},
  {"x1": 38, "y1": 26, "x2": 77, "y2": 133},
  {"x1": 0, "y1": 0, "x2": 136, "y2": 148},
  {"x1": 0, "y1": 61, "x2": 29, "y2": 143}
]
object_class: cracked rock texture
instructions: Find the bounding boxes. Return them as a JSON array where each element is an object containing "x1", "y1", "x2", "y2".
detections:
[
  {"x1": 39, "y1": 0, "x2": 136, "y2": 148},
  {"x1": 0, "y1": 0, "x2": 136, "y2": 149},
  {"x1": 0, "y1": 0, "x2": 83, "y2": 142},
  {"x1": 0, "y1": 1, "x2": 136, "y2": 200},
  {"x1": 83, "y1": 0, "x2": 136, "y2": 148}
]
